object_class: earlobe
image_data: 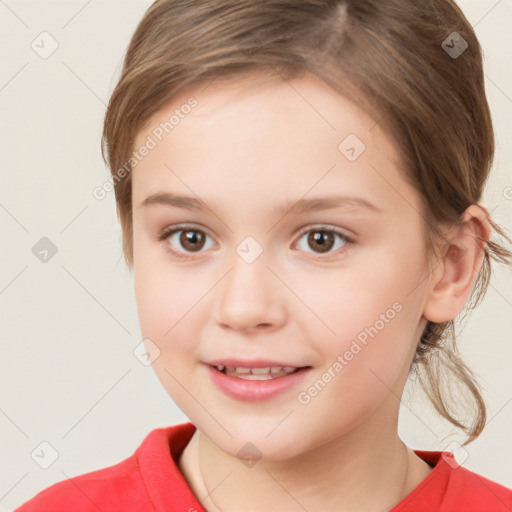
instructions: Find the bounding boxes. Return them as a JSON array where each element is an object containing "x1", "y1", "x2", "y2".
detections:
[{"x1": 422, "y1": 204, "x2": 491, "y2": 323}]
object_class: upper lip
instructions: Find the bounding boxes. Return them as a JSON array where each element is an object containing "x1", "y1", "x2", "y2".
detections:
[{"x1": 206, "y1": 358, "x2": 309, "y2": 368}]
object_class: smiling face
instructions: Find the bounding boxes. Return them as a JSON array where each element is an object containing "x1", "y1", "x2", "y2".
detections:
[{"x1": 131, "y1": 72, "x2": 432, "y2": 460}]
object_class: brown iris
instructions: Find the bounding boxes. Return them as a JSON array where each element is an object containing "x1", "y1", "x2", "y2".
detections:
[
  {"x1": 180, "y1": 230, "x2": 206, "y2": 252},
  {"x1": 307, "y1": 231, "x2": 335, "y2": 253}
]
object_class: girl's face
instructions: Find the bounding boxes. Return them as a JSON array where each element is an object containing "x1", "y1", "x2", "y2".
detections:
[{"x1": 131, "y1": 72, "x2": 432, "y2": 460}]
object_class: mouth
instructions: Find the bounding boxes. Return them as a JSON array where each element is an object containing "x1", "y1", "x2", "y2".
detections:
[
  {"x1": 209, "y1": 364, "x2": 311, "y2": 380},
  {"x1": 205, "y1": 361, "x2": 313, "y2": 401}
]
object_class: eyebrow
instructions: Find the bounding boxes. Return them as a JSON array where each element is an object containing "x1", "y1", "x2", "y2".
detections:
[{"x1": 139, "y1": 192, "x2": 382, "y2": 215}]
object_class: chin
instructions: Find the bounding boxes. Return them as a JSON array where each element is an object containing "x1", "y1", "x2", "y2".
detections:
[{"x1": 198, "y1": 416, "x2": 314, "y2": 462}]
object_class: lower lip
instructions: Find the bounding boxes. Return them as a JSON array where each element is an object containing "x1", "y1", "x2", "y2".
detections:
[{"x1": 206, "y1": 365, "x2": 311, "y2": 402}]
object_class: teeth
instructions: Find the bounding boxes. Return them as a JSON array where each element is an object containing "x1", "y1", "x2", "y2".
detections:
[
  {"x1": 219, "y1": 365, "x2": 300, "y2": 380},
  {"x1": 250, "y1": 367, "x2": 271, "y2": 374},
  {"x1": 236, "y1": 374, "x2": 274, "y2": 380}
]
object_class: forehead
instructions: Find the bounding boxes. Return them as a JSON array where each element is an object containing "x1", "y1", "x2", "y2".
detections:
[
  {"x1": 131, "y1": 72, "x2": 416, "y2": 217},
  {"x1": 138, "y1": 72, "x2": 378, "y2": 141}
]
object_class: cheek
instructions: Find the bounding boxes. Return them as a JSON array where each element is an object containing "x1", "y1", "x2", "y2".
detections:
[
  {"x1": 299, "y1": 240, "x2": 425, "y2": 387},
  {"x1": 133, "y1": 237, "x2": 200, "y2": 355},
  {"x1": 135, "y1": 267, "x2": 201, "y2": 345},
  {"x1": 302, "y1": 238, "x2": 424, "y2": 335},
  {"x1": 133, "y1": 258, "x2": 208, "y2": 409}
]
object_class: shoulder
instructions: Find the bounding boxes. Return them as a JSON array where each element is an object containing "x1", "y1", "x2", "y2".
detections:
[
  {"x1": 405, "y1": 450, "x2": 512, "y2": 512},
  {"x1": 12, "y1": 455, "x2": 143, "y2": 512},
  {"x1": 443, "y1": 458, "x2": 512, "y2": 510},
  {"x1": 12, "y1": 423, "x2": 196, "y2": 512}
]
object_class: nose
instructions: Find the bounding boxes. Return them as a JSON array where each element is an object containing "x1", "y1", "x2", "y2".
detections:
[{"x1": 214, "y1": 250, "x2": 287, "y2": 333}]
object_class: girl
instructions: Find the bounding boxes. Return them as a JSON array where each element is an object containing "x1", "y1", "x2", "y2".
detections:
[{"x1": 15, "y1": 0, "x2": 512, "y2": 510}]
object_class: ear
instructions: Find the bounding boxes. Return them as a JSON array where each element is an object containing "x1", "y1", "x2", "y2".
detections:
[{"x1": 422, "y1": 204, "x2": 491, "y2": 323}]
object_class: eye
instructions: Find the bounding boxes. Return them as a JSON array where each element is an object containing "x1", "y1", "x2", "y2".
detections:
[
  {"x1": 157, "y1": 223, "x2": 354, "y2": 261},
  {"x1": 295, "y1": 226, "x2": 353, "y2": 257},
  {"x1": 157, "y1": 224, "x2": 215, "y2": 260}
]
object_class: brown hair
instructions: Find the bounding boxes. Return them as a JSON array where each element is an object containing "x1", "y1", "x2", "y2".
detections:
[{"x1": 101, "y1": 0, "x2": 512, "y2": 444}]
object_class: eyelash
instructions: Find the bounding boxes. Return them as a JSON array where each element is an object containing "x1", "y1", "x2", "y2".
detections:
[{"x1": 156, "y1": 223, "x2": 355, "y2": 261}]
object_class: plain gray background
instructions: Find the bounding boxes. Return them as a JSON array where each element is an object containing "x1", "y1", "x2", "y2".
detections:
[{"x1": 1, "y1": 1, "x2": 511, "y2": 510}]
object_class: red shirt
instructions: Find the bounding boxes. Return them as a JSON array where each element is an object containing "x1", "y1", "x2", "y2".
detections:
[{"x1": 13, "y1": 421, "x2": 512, "y2": 511}]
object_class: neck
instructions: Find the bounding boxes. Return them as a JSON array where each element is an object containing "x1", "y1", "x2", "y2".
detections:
[{"x1": 179, "y1": 404, "x2": 432, "y2": 512}]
